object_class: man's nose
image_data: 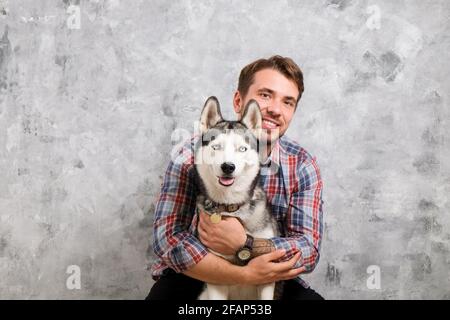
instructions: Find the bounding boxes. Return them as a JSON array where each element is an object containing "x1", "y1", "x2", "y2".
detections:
[{"x1": 267, "y1": 100, "x2": 281, "y2": 116}]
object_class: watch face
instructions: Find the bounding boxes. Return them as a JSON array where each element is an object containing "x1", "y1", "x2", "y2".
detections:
[{"x1": 238, "y1": 249, "x2": 251, "y2": 261}]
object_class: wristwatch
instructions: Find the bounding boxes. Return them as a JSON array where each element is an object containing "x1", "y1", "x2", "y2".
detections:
[{"x1": 235, "y1": 234, "x2": 254, "y2": 264}]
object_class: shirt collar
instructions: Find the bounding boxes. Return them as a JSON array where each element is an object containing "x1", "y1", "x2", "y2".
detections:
[{"x1": 261, "y1": 138, "x2": 282, "y2": 167}]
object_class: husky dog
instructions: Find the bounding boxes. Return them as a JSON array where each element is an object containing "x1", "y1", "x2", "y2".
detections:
[{"x1": 194, "y1": 96, "x2": 278, "y2": 300}]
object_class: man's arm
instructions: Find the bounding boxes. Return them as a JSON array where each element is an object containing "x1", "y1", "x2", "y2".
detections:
[
  {"x1": 197, "y1": 211, "x2": 276, "y2": 257},
  {"x1": 184, "y1": 249, "x2": 305, "y2": 286},
  {"x1": 252, "y1": 238, "x2": 276, "y2": 256},
  {"x1": 183, "y1": 253, "x2": 243, "y2": 285},
  {"x1": 270, "y1": 157, "x2": 324, "y2": 272},
  {"x1": 195, "y1": 211, "x2": 305, "y2": 285},
  {"x1": 152, "y1": 142, "x2": 209, "y2": 274}
]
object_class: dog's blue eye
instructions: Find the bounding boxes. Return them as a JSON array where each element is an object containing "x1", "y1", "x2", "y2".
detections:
[
  {"x1": 211, "y1": 144, "x2": 221, "y2": 151},
  {"x1": 239, "y1": 146, "x2": 247, "y2": 152}
]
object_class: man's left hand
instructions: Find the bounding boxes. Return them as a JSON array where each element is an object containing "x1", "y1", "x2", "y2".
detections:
[{"x1": 198, "y1": 210, "x2": 247, "y2": 255}]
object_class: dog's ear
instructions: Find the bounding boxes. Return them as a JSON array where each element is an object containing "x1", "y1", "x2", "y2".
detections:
[
  {"x1": 200, "y1": 96, "x2": 223, "y2": 133},
  {"x1": 241, "y1": 99, "x2": 262, "y2": 130}
]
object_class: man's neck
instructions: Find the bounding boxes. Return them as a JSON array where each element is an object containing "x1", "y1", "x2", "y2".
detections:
[{"x1": 260, "y1": 140, "x2": 275, "y2": 164}]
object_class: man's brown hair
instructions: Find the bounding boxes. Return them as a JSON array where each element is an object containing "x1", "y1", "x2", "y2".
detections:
[{"x1": 238, "y1": 55, "x2": 304, "y2": 105}]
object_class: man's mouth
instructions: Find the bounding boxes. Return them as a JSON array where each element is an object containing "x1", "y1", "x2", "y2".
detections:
[
  {"x1": 262, "y1": 118, "x2": 279, "y2": 130},
  {"x1": 218, "y1": 176, "x2": 235, "y2": 187}
]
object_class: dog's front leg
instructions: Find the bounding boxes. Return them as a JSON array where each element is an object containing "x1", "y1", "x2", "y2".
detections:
[
  {"x1": 206, "y1": 283, "x2": 229, "y2": 300},
  {"x1": 257, "y1": 283, "x2": 275, "y2": 300}
]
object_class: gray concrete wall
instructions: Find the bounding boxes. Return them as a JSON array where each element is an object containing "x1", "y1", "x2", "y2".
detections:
[{"x1": 0, "y1": 0, "x2": 449, "y2": 299}]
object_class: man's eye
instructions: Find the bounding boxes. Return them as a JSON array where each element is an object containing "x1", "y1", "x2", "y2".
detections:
[
  {"x1": 285, "y1": 101, "x2": 294, "y2": 107},
  {"x1": 260, "y1": 93, "x2": 270, "y2": 99},
  {"x1": 211, "y1": 144, "x2": 221, "y2": 151},
  {"x1": 238, "y1": 146, "x2": 247, "y2": 152}
]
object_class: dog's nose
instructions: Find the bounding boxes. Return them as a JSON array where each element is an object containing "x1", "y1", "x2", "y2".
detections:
[{"x1": 221, "y1": 162, "x2": 235, "y2": 174}]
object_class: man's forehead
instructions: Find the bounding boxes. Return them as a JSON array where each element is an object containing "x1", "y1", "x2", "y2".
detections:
[{"x1": 250, "y1": 69, "x2": 299, "y2": 98}]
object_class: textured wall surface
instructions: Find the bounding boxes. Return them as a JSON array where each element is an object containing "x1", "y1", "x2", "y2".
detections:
[{"x1": 0, "y1": 0, "x2": 449, "y2": 299}]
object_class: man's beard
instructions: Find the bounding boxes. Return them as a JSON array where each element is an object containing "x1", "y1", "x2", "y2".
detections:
[
  {"x1": 261, "y1": 127, "x2": 281, "y2": 143},
  {"x1": 257, "y1": 128, "x2": 281, "y2": 158}
]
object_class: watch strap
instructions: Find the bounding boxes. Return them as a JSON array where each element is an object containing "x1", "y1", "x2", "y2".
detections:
[{"x1": 243, "y1": 234, "x2": 254, "y2": 250}]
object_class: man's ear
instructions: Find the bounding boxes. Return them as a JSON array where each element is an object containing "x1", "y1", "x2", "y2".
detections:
[
  {"x1": 240, "y1": 99, "x2": 262, "y2": 130},
  {"x1": 200, "y1": 96, "x2": 223, "y2": 133},
  {"x1": 233, "y1": 91, "x2": 243, "y2": 116}
]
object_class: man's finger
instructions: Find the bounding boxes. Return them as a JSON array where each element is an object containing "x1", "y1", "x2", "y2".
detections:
[
  {"x1": 279, "y1": 266, "x2": 307, "y2": 281},
  {"x1": 198, "y1": 226, "x2": 209, "y2": 245},
  {"x1": 199, "y1": 210, "x2": 213, "y2": 227},
  {"x1": 198, "y1": 223, "x2": 206, "y2": 236},
  {"x1": 199, "y1": 212, "x2": 215, "y2": 231},
  {"x1": 197, "y1": 222, "x2": 209, "y2": 240},
  {"x1": 261, "y1": 249, "x2": 286, "y2": 262},
  {"x1": 198, "y1": 215, "x2": 207, "y2": 231},
  {"x1": 272, "y1": 252, "x2": 302, "y2": 272},
  {"x1": 199, "y1": 210, "x2": 207, "y2": 222},
  {"x1": 221, "y1": 216, "x2": 239, "y2": 222}
]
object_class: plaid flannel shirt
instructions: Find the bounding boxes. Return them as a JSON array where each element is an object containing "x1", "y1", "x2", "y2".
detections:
[{"x1": 151, "y1": 134, "x2": 324, "y2": 288}]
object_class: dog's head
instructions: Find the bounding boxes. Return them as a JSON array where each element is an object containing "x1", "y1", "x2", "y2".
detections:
[{"x1": 195, "y1": 96, "x2": 263, "y2": 203}]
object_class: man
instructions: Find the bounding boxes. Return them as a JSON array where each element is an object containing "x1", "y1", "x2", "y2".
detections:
[{"x1": 147, "y1": 56, "x2": 324, "y2": 300}]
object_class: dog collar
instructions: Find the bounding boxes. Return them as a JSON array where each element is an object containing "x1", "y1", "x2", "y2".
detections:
[{"x1": 203, "y1": 199, "x2": 241, "y2": 213}]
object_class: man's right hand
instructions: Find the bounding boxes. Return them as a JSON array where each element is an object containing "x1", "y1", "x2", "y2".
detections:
[{"x1": 241, "y1": 250, "x2": 305, "y2": 285}]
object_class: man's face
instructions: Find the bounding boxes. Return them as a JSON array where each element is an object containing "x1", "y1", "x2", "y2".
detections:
[{"x1": 233, "y1": 68, "x2": 299, "y2": 143}]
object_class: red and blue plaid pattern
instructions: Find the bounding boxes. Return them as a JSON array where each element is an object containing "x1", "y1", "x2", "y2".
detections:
[{"x1": 151, "y1": 135, "x2": 324, "y2": 288}]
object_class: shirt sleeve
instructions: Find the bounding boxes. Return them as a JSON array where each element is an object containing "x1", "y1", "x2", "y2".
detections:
[
  {"x1": 152, "y1": 146, "x2": 208, "y2": 273},
  {"x1": 271, "y1": 157, "x2": 324, "y2": 273}
]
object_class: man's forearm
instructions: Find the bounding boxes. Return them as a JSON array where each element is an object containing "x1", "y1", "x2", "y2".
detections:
[
  {"x1": 252, "y1": 238, "x2": 275, "y2": 257},
  {"x1": 183, "y1": 253, "x2": 246, "y2": 285},
  {"x1": 183, "y1": 239, "x2": 275, "y2": 285}
]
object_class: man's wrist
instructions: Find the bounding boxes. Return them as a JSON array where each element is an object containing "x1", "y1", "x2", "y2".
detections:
[
  {"x1": 251, "y1": 238, "x2": 275, "y2": 257},
  {"x1": 237, "y1": 232, "x2": 247, "y2": 250},
  {"x1": 236, "y1": 264, "x2": 251, "y2": 285}
]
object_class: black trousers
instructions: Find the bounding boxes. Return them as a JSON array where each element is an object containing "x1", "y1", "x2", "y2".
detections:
[{"x1": 145, "y1": 270, "x2": 324, "y2": 300}]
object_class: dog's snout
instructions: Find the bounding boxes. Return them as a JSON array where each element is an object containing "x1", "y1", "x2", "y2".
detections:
[{"x1": 221, "y1": 162, "x2": 235, "y2": 174}]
